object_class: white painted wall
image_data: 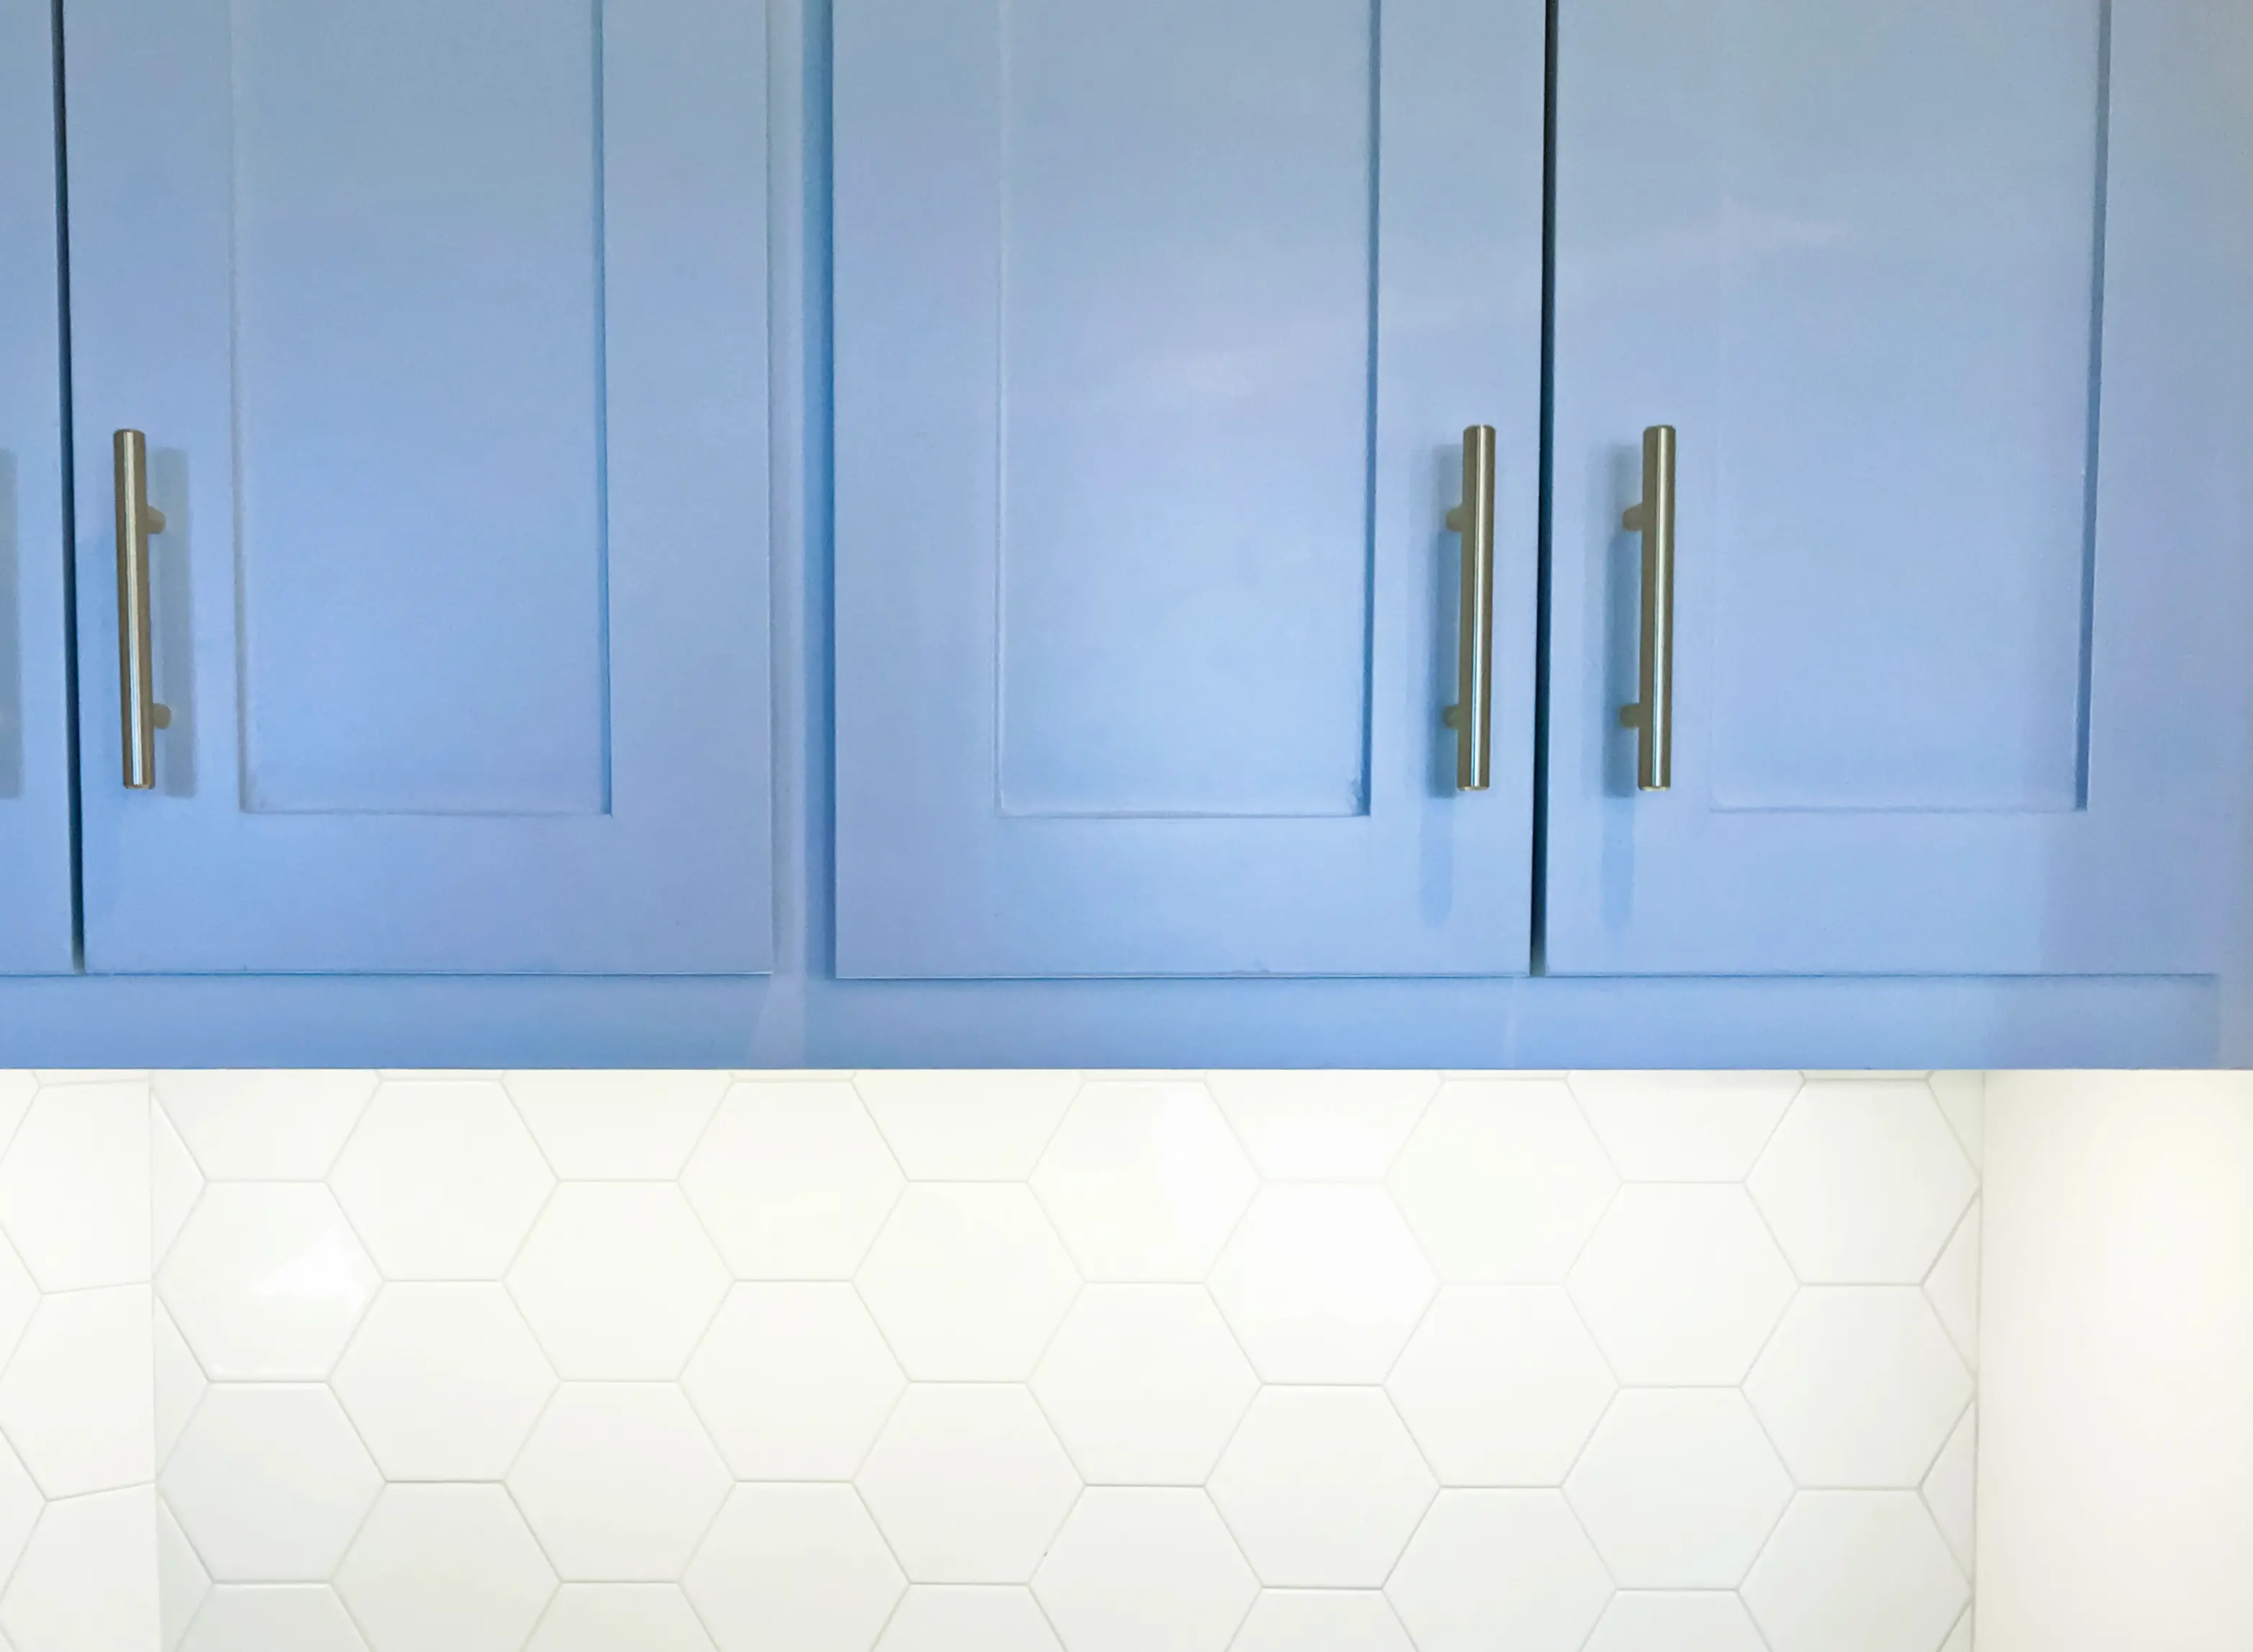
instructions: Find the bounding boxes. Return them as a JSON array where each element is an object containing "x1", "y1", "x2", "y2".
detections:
[{"x1": 1979, "y1": 1073, "x2": 2253, "y2": 1651}]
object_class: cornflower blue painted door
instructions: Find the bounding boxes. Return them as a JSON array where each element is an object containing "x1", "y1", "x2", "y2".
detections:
[
  {"x1": 63, "y1": 0, "x2": 773, "y2": 972},
  {"x1": 1545, "y1": 0, "x2": 2253, "y2": 975},
  {"x1": 0, "y1": 0, "x2": 75, "y2": 972},
  {"x1": 834, "y1": 0, "x2": 1545, "y2": 977}
]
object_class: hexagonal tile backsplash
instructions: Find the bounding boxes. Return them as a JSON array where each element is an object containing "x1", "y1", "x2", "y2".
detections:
[{"x1": 0, "y1": 1069, "x2": 1985, "y2": 1652}]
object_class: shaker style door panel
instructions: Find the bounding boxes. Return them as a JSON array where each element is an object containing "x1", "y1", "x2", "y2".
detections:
[
  {"x1": 1545, "y1": 0, "x2": 2249, "y2": 974},
  {"x1": 0, "y1": 0, "x2": 75, "y2": 972},
  {"x1": 835, "y1": 0, "x2": 1544, "y2": 977},
  {"x1": 64, "y1": 0, "x2": 771, "y2": 972}
]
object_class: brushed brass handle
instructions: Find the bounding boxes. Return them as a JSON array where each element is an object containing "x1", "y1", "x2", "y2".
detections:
[
  {"x1": 113, "y1": 429, "x2": 171, "y2": 790},
  {"x1": 1442, "y1": 425, "x2": 1496, "y2": 792},
  {"x1": 1618, "y1": 424, "x2": 1675, "y2": 792}
]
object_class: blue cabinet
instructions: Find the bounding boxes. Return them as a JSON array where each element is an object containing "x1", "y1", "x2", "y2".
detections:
[
  {"x1": 1543, "y1": 0, "x2": 2253, "y2": 976},
  {"x1": 834, "y1": 0, "x2": 1546, "y2": 977},
  {"x1": 59, "y1": 0, "x2": 772, "y2": 972},
  {"x1": 838, "y1": 0, "x2": 2253, "y2": 989},
  {"x1": 0, "y1": 0, "x2": 76, "y2": 974},
  {"x1": 0, "y1": 0, "x2": 2247, "y2": 1061}
]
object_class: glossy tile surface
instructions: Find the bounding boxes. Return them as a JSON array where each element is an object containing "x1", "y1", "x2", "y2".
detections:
[
  {"x1": 0, "y1": 1075, "x2": 155, "y2": 1652},
  {"x1": 131, "y1": 1069, "x2": 1980, "y2": 1651}
]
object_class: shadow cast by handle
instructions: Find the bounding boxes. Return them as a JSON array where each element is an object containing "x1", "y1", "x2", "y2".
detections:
[{"x1": 148, "y1": 446, "x2": 197, "y2": 799}]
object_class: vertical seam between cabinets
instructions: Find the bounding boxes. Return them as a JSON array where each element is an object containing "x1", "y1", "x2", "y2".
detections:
[
  {"x1": 807, "y1": 0, "x2": 837, "y2": 979},
  {"x1": 2074, "y1": 0, "x2": 2115, "y2": 811},
  {"x1": 1357, "y1": 0, "x2": 1381, "y2": 817},
  {"x1": 48, "y1": 0, "x2": 84, "y2": 970},
  {"x1": 1529, "y1": 0, "x2": 1562, "y2": 973}
]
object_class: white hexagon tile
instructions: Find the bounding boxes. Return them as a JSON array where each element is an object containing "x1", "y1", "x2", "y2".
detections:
[
  {"x1": 0, "y1": 1066, "x2": 1981, "y2": 1652},
  {"x1": 0, "y1": 1071, "x2": 158, "y2": 1652}
]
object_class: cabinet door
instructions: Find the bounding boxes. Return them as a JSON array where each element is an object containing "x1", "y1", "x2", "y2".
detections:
[
  {"x1": 835, "y1": 0, "x2": 1543, "y2": 978},
  {"x1": 1546, "y1": 0, "x2": 2248, "y2": 975},
  {"x1": 63, "y1": 0, "x2": 771, "y2": 972},
  {"x1": 0, "y1": 0, "x2": 75, "y2": 973}
]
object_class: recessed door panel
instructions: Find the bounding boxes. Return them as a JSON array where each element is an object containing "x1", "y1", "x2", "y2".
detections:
[
  {"x1": 232, "y1": 0, "x2": 607, "y2": 816},
  {"x1": 1707, "y1": 0, "x2": 2099, "y2": 813},
  {"x1": 998, "y1": 0, "x2": 1373, "y2": 819}
]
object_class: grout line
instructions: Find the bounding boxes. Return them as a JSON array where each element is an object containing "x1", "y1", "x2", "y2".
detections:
[
  {"x1": 1735, "y1": 1477, "x2": 1799, "y2": 1592},
  {"x1": 101, "y1": 1066, "x2": 1990, "y2": 1638},
  {"x1": 322, "y1": 1481, "x2": 392, "y2": 1649},
  {"x1": 1915, "y1": 1396, "x2": 1979, "y2": 1522},
  {"x1": 516, "y1": 1578, "x2": 568, "y2": 1652},
  {"x1": 495, "y1": 1082, "x2": 564, "y2": 1187},
  {"x1": 494, "y1": 1474, "x2": 566, "y2": 1599},
  {"x1": 1739, "y1": 1584, "x2": 1782, "y2": 1652},
  {"x1": 847, "y1": 1475, "x2": 912, "y2": 1589},
  {"x1": 1559, "y1": 1484, "x2": 1620, "y2": 1594}
]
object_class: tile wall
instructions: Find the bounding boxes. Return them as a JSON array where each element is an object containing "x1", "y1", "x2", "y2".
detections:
[
  {"x1": 0, "y1": 1073, "x2": 158, "y2": 1652},
  {"x1": 0, "y1": 1070, "x2": 1986, "y2": 1652},
  {"x1": 144, "y1": 1070, "x2": 1982, "y2": 1652}
]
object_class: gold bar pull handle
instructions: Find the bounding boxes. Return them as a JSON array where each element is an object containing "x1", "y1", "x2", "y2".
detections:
[
  {"x1": 1618, "y1": 424, "x2": 1675, "y2": 791},
  {"x1": 113, "y1": 429, "x2": 171, "y2": 790},
  {"x1": 1442, "y1": 424, "x2": 1496, "y2": 792}
]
